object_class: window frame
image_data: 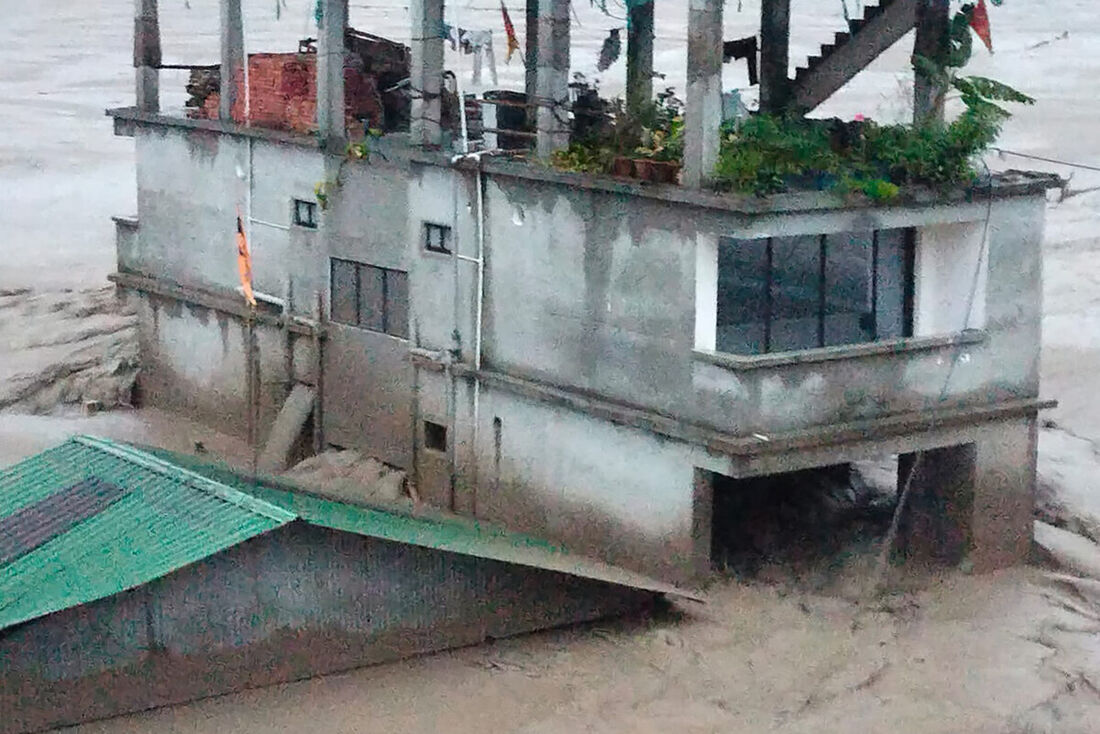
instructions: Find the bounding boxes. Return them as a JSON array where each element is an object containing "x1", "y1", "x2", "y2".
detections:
[
  {"x1": 423, "y1": 222, "x2": 452, "y2": 254},
  {"x1": 329, "y1": 258, "x2": 409, "y2": 339},
  {"x1": 715, "y1": 228, "x2": 915, "y2": 356},
  {"x1": 292, "y1": 198, "x2": 319, "y2": 229}
]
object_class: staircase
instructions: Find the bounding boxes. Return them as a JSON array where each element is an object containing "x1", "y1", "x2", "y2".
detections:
[{"x1": 788, "y1": 0, "x2": 918, "y2": 113}]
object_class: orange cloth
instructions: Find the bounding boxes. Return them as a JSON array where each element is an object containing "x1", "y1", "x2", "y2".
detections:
[
  {"x1": 501, "y1": 2, "x2": 520, "y2": 63},
  {"x1": 970, "y1": 0, "x2": 993, "y2": 53},
  {"x1": 236, "y1": 215, "x2": 256, "y2": 308}
]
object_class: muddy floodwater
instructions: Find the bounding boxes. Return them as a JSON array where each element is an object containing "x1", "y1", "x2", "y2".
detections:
[{"x1": 4, "y1": 1, "x2": 1100, "y2": 732}]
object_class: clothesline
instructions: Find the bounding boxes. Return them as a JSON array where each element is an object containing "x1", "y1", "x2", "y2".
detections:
[{"x1": 990, "y1": 147, "x2": 1100, "y2": 174}]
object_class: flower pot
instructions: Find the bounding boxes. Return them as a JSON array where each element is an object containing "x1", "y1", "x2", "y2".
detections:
[
  {"x1": 610, "y1": 156, "x2": 635, "y2": 178},
  {"x1": 632, "y1": 159, "x2": 657, "y2": 182},
  {"x1": 650, "y1": 161, "x2": 681, "y2": 184}
]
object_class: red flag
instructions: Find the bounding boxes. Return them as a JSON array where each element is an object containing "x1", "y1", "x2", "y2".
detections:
[
  {"x1": 970, "y1": 0, "x2": 993, "y2": 53},
  {"x1": 501, "y1": 1, "x2": 520, "y2": 63},
  {"x1": 236, "y1": 212, "x2": 256, "y2": 308}
]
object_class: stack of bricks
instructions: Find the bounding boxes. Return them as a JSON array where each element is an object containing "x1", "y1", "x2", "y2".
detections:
[{"x1": 199, "y1": 52, "x2": 384, "y2": 135}]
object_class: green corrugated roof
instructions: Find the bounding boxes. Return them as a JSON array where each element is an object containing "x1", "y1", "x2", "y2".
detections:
[
  {"x1": 149, "y1": 448, "x2": 702, "y2": 601},
  {"x1": 0, "y1": 437, "x2": 700, "y2": 632},
  {"x1": 0, "y1": 436, "x2": 295, "y2": 632}
]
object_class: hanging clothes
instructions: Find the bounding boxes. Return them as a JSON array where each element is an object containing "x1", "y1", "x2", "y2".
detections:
[
  {"x1": 501, "y1": 2, "x2": 521, "y2": 64},
  {"x1": 458, "y1": 29, "x2": 498, "y2": 86},
  {"x1": 441, "y1": 22, "x2": 458, "y2": 50},
  {"x1": 235, "y1": 212, "x2": 256, "y2": 308},
  {"x1": 597, "y1": 28, "x2": 622, "y2": 72},
  {"x1": 970, "y1": 0, "x2": 993, "y2": 53},
  {"x1": 723, "y1": 36, "x2": 759, "y2": 86}
]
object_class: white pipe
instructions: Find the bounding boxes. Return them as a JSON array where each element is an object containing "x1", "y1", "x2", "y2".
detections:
[
  {"x1": 470, "y1": 163, "x2": 486, "y2": 514},
  {"x1": 249, "y1": 217, "x2": 291, "y2": 231}
]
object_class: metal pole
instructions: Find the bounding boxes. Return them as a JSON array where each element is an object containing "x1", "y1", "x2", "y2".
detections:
[
  {"x1": 134, "y1": 0, "x2": 161, "y2": 112},
  {"x1": 760, "y1": 0, "x2": 792, "y2": 114},
  {"x1": 626, "y1": 0, "x2": 655, "y2": 113},
  {"x1": 913, "y1": 0, "x2": 950, "y2": 123}
]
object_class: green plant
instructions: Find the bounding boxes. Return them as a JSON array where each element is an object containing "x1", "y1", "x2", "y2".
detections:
[
  {"x1": 549, "y1": 143, "x2": 614, "y2": 173},
  {"x1": 713, "y1": 115, "x2": 841, "y2": 195},
  {"x1": 345, "y1": 128, "x2": 384, "y2": 162},
  {"x1": 712, "y1": 3, "x2": 1033, "y2": 200},
  {"x1": 314, "y1": 180, "x2": 334, "y2": 210}
]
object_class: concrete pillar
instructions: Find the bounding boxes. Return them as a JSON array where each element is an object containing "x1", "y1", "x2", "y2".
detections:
[
  {"x1": 759, "y1": 0, "x2": 791, "y2": 114},
  {"x1": 410, "y1": 0, "x2": 445, "y2": 147},
  {"x1": 626, "y1": 0, "x2": 655, "y2": 114},
  {"x1": 691, "y1": 469, "x2": 714, "y2": 580},
  {"x1": 896, "y1": 417, "x2": 1037, "y2": 571},
  {"x1": 535, "y1": 0, "x2": 571, "y2": 158},
  {"x1": 525, "y1": 0, "x2": 539, "y2": 129},
  {"x1": 682, "y1": 0, "x2": 722, "y2": 188},
  {"x1": 913, "y1": 0, "x2": 950, "y2": 124},
  {"x1": 896, "y1": 444, "x2": 975, "y2": 565},
  {"x1": 219, "y1": 0, "x2": 244, "y2": 121},
  {"x1": 317, "y1": 0, "x2": 349, "y2": 150},
  {"x1": 134, "y1": 0, "x2": 161, "y2": 113}
]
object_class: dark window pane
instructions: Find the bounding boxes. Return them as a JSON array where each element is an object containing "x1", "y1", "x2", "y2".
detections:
[
  {"x1": 875, "y1": 228, "x2": 909, "y2": 339},
  {"x1": 716, "y1": 237, "x2": 767, "y2": 355},
  {"x1": 425, "y1": 223, "x2": 451, "y2": 253},
  {"x1": 358, "y1": 265, "x2": 386, "y2": 332},
  {"x1": 385, "y1": 269, "x2": 409, "y2": 339},
  {"x1": 769, "y1": 235, "x2": 822, "y2": 352},
  {"x1": 330, "y1": 258, "x2": 359, "y2": 326},
  {"x1": 824, "y1": 231, "x2": 874, "y2": 346}
]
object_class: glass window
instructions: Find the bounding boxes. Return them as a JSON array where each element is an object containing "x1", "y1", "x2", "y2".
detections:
[
  {"x1": 424, "y1": 223, "x2": 451, "y2": 253},
  {"x1": 293, "y1": 199, "x2": 318, "y2": 228},
  {"x1": 330, "y1": 258, "x2": 359, "y2": 326},
  {"x1": 715, "y1": 228, "x2": 912, "y2": 355},
  {"x1": 716, "y1": 239, "x2": 768, "y2": 355},
  {"x1": 358, "y1": 264, "x2": 386, "y2": 332},
  {"x1": 385, "y1": 269, "x2": 409, "y2": 339},
  {"x1": 329, "y1": 258, "x2": 409, "y2": 339},
  {"x1": 824, "y1": 231, "x2": 873, "y2": 347},
  {"x1": 770, "y1": 234, "x2": 823, "y2": 353}
]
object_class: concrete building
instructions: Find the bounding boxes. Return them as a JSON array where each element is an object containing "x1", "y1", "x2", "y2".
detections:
[{"x1": 108, "y1": 0, "x2": 1058, "y2": 586}]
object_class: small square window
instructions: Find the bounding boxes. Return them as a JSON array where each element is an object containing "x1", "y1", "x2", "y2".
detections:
[
  {"x1": 294, "y1": 199, "x2": 318, "y2": 229},
  {"x1": 424, "y1": 421, "x2": 447, "y2": 452},
  {"x1": 424, "y1": 223, "x2": 451, "y2": 254}
]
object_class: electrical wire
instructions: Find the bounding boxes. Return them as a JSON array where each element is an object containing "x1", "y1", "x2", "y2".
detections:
[
  {"x1": 990, "y1": 147, "x2": 1100, "y2": 174},
  {"x1": 872, "y1": 161, "x2": 997, "y2": 593}
]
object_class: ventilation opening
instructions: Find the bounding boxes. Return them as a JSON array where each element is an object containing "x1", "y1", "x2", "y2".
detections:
[
  {"x1": 424, "y1": 421, "x2": 448, "y2": 452},
  {"x1": 710, "y1": 459, "x2": 897, "y2": 579}
]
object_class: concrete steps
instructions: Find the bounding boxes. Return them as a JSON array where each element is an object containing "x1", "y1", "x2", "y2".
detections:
[{"x1": 789, "y1": 0, "x2": 918, "y2": 113}]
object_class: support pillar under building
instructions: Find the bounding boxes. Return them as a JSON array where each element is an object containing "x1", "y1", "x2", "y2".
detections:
[
  {"x1": 410, "y1": 0, "x2": 444, "y2": 147},
  {"x1": 316, "y1": 0, "x2": 349, "y2": 151},
  {"x1": 134, "y1": 0, "x2": 161, "y2": 113},
  {"x1": 682, "y1": 0, "x2": 722, "y2": 187},
  {"x1": 219, "y1": 0, "x2": 244, "y2": 121},
  {"x1": 626, "y1": 0, "x2": 655, "y2": 114},
  {"x1": 896, "y1": 417, "x2": 1038, "y2": 571},
  {"x1": 535, "y1": 0, "x2": 571, "y2": 158}
]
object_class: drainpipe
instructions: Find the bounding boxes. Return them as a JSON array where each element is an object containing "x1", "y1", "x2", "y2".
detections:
[{"x1": 450, "y1": 151, "x2": 492, "y2": 515}]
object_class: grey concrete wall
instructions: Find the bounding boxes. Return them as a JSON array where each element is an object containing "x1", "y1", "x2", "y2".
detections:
[
  {"x1": 322, "y1": 158, "x2": 415, "y2": 465},
  {"x1": 131, "y1": 290, "x2": 315, "y2": 442},
  {"x1": 130, "y1": 127, "x2": 324, "y2": 310},
  {"x1": 470, "y1": 384, "x2": 718, "y2": 582},
  {"x1": 479, "y1": 173, "x2": 1046, "y2": 437},
  {"x1": 0, "y1": 522, "x2": 649, "y2": 734}
]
